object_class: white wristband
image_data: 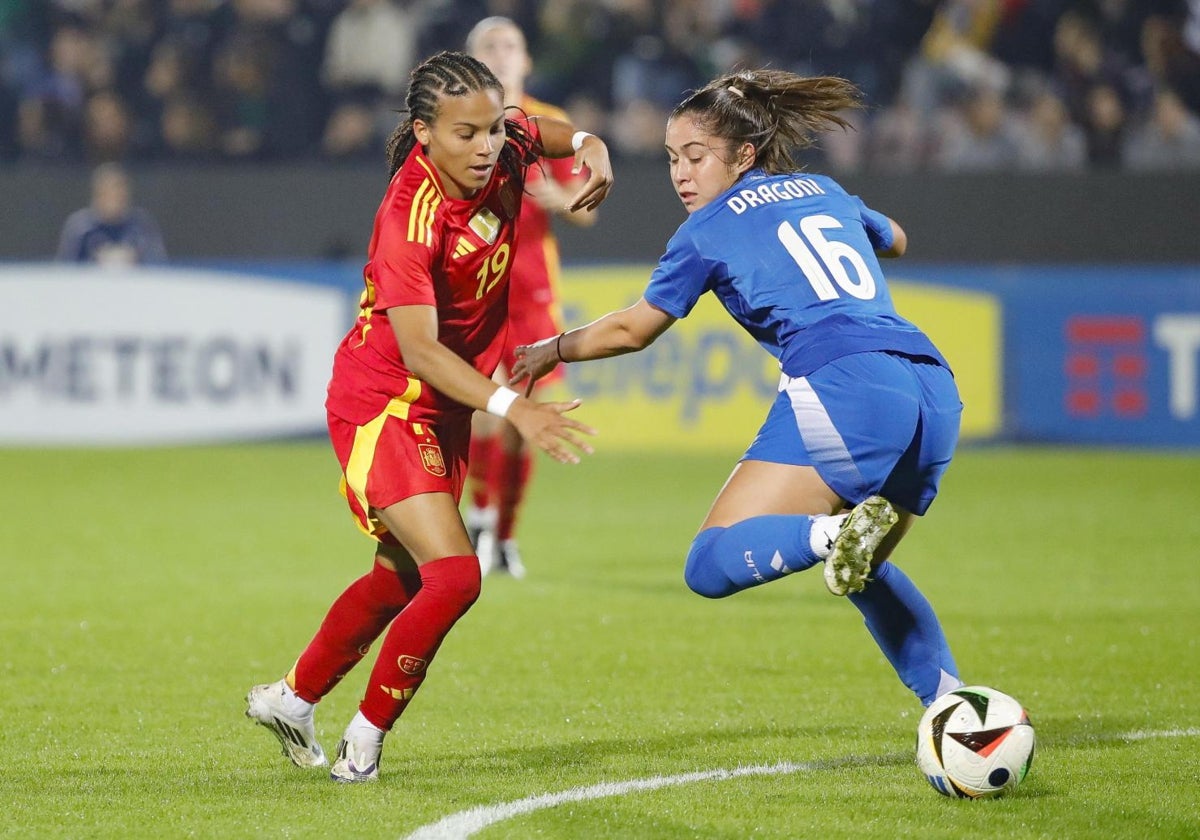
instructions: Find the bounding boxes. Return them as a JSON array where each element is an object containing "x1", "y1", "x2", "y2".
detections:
[
  {"x1": 571, "y1": 131, "x2": 594, "y2": 152},
  {"x1": 486, "y1": 386, "x2": 520, "y2": 418}
]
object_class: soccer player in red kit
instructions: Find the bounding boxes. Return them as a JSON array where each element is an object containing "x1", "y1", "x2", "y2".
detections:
[
  {"x1": 463, "y1": 16, "x2": 599, "y2": 578},
  {"x1": 245, "y1": 50, "x2": 612, "y2": 783}
]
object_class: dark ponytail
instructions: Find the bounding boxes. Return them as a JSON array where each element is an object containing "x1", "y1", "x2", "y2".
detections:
[{"x1": 672, "y1": 70, "x2": 863, "y2": 174}]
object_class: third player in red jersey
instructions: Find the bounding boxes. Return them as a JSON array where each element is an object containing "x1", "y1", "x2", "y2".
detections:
[{"x1": 465, "y1": 16, "x2": 601, "y2": 578}]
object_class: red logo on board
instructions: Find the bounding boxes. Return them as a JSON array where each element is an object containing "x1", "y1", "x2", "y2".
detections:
[{"x1": 1063, "y1": 316, "x2": 1148, "y2": 418}]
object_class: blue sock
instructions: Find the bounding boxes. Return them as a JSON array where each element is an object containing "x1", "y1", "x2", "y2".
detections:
[
  {"x1": 683, "y1": 515, "x2": 823, "y2": 599},
  {"x1": 848, "y1": 561, "x2": 960, "y2": 706}
]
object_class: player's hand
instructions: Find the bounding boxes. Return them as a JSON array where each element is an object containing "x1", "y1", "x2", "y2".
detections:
[
  {"x1": 566, "y1": 137, "x2": 613, "y2": 212},
  {"x1": 524, "y1": 175, "x2": 567, "y2": 213},
  {"x1": 507, "y1": 398, "x2": 595, "y2": 464},
  {"x1": 510, "y1": 335, "x2": 560, "y2": 396}
]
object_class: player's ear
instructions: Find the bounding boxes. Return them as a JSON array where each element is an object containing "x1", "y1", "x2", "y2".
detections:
[
  {"x1": 735, "y1": 142, "x2": 756, "y2": 174},
  {"x1": 413, "y1": 118, "x2": 432, "y2": 148}
]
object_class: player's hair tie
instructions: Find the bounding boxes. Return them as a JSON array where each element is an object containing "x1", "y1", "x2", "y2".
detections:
[{"x1": 728, "y1": 86, "x2": 745, "y2": 99}]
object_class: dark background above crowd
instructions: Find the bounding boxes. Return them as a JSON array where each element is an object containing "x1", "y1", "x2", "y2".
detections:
[{"x1": 1, "y1": 0, "x2": 1199, "y2": 173}]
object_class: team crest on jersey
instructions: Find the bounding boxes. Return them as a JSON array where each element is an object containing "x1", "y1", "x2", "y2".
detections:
[
  {"x1": 468, "y1": 207, "x2": 501, "y2": 244},
  {"x1": 418, "y1": 443, "x2": 446, "y2": 476}
]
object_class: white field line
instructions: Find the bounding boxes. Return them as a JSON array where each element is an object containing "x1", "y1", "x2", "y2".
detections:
[
  {"x1": 402, "y1": 728, "x2": 1200, "y2": 840},
  {"x1": 1117, "y1": 727, "x2": 1200, "y2": 741}
]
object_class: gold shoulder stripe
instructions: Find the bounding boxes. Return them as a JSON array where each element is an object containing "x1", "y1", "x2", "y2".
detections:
[
  {"x1": 419, "y1": 190, "x2": 440, "y2": 246},
  {"x1": 407, "y1": 180, "x2": 430, "y2": 242},
  {"x1": 414, "y1": 157, "x2": 445, "y2": 198},
  {"x1": 407, "y1": 179, "x2": 441, "y2": 245}
]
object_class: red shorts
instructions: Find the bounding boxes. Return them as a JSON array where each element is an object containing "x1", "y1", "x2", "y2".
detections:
[
  {"x1": 328, "y1": 403, "x2": 470, "y2": 543},
  {"x1": 501, "y1": 305, "x2": 564, "y2": 386}
]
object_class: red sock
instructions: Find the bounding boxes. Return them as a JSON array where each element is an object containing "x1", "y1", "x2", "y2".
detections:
[
  {"x1": 358, "y1": 555, "x2": 481, "y2": 730},
  {"x1": 495, "y1": 448, "x2": 533, "y2": 541},
  {"x1": 467, "y1": 434, "x2": 495, "y2": 510},
  {"x1": 289, "y1": 558, "x2": 421, "y2": 703}
]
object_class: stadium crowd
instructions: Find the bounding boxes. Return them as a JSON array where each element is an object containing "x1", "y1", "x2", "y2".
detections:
[{"x1": 2, "y1": 0, "x2": 1199, "y2": 172}]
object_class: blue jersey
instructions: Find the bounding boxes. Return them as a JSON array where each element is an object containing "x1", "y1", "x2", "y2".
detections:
[
  {"x1": 56, "y1": 207, "x2": 167, "y2": 265},
  {"x1": 643, "y1": 169, "x2": 947, "y2": 378}
]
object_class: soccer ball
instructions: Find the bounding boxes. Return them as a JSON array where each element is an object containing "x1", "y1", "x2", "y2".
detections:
[{"x1": 915, "y1": 685, "x2": 1035, "y2": 799}]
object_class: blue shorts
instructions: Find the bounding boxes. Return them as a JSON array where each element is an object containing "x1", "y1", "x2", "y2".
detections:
[{"x1": 743, "y1": 352, "x2": 961, "y2": 515}]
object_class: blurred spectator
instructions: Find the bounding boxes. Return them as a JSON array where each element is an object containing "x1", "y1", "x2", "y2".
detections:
[
  {"x1": 209, "y1": 0, "x2": 328, "y2": 159},
  {"x1": 16, "y1": 97, "x2": 74, "y2": 159},
  {"x1": 933, "y1": 83, "x2": 1024, "y2": 170},
  {"x1": 1, "y1": 1, "x2": 51, "y2": 156},
  {"x1": 321, "y1": 0, "x2": 424, "y2": 100},
  {"x1": 863, "y1": 0, "x2": 944, "y2": 107},
  {"x1": 561, "y1": 91, "x2": 607, "y2": 137},
  {"x1": 157, "y1": 91, "x2": 219, "y2": 159},
  {"x1": 1082, "y1": 81, "x2": 1127, "y2": 167},
  {"x1": 867, "y1": 96, "x2": 930, "y2": 172},
  {"x1": 210, "y1": 30, "x2": 271, "y2": 158},
  {"x1": 0, "y1": 0, "x2": 1196, "y2": 171},
  {"x1": 56, "y1": 162, "x2": 167, "y2": 264},
  {"x1": 531, "y1": 0, "x2": 620, "y2": 107},
  {"x1": 1017, "y1": 86, "x2": 1087, "y2": 169},
  {"x1": 320, "y1": 95, "x2": 386, "y2": 161},
  {"x1": 16, "y1": 22, "x2": 94, "y2": 158},
  {"x1": 900, "y1": 0, "x2": 1012, "y2": 117},
  {"x1": 101, "y1": 0, "x2": 162, "y2": 99},
  {"x1": 81, "y1": 87, "x2": 135, "y2": 162},
  {"x1": 1089, "y1": 0, "x2": 1159, "y2": 67},
  {"x1": 158, "y1": 0, "x2": 232, "y2": 84},
  {"x1": 610, "y1": 97, "x2": 669, "y2": 158},
  {"x1": 1124, "y1": 88, "x2": 1200, "y2": 169},
  {"x1": 1141, "y1": 1, "x2": 1200, "y2": 116},
  {"x1": 1052, "y1": 10, "x2": 1148, "y2": 126},
  {"x1": 990, "y1": 0, "x2": 1072, "y2": 73},
  {"x1": 820, "y1": 108, "x2": 867, "y2": 173}
]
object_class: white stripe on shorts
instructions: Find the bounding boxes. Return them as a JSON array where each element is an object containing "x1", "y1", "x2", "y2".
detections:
[{"x1": 781, "y1": 373, "x2": 863, "y2": 491}]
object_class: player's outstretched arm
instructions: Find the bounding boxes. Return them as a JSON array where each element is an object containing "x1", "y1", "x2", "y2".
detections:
[
  {"x1": 511, "y1": 297, "x2": 676, "y2": 391},
  {"x1": 388, "y1": 305, "x2": 594, "y2": 464}
]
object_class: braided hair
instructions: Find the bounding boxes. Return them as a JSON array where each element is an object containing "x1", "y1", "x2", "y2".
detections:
[
  {"x1": 385, "y1": 50, "x2": 533, "y2": 179},
  {"x1": 672, "y1": 70, "x2": 863, "y2": 175}
]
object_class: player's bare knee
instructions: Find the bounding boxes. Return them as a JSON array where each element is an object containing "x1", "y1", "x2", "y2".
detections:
[{"x1": 874, "y1": 508, "x2": 916, "y2": 563}]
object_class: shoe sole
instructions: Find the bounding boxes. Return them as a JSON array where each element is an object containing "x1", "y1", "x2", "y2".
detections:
[
  {"x1": 245, "y1": 689, "x2": 328, "y2": 768},
  {"x1": 823, "y1": 496, "x2": 898, "y2": 596}
]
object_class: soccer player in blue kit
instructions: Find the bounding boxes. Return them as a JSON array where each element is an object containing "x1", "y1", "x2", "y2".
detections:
[{"x1": 512, "y1": 69, "x2": 963, "y2": 708}]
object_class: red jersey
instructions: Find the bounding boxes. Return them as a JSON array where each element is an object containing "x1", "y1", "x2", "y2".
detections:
[
  {"x1": 326, "y1": 127, "x2": 539, "y2": 426},
  {"x1": 510, "y1": 96, "x2": 577, "y2": 320}
]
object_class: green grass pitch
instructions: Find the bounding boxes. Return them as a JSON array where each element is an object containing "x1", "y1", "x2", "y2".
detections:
[{"x1": 1, "y1": 443, "x2": 1197, "y2": 839}]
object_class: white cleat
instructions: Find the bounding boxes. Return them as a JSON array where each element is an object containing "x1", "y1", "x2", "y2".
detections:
[
  {"x1": 465, "y1": 505, "x2": 496, "y2": 551},
  {"x1": 330, "y1": 733, "x2": 382, "y2": 783},
  {"x1": 476, "y1": 528, "x2": 499, "y2": 576},
  {"x1": 245, "y1": 680, "x2": 327, "y2": 768},
  {"x1": 823, "y1": 495, "x2": 898, "y2": 596},
  {"x1": 498, "y1": 539, "x2": 526, "y2": 579}
]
